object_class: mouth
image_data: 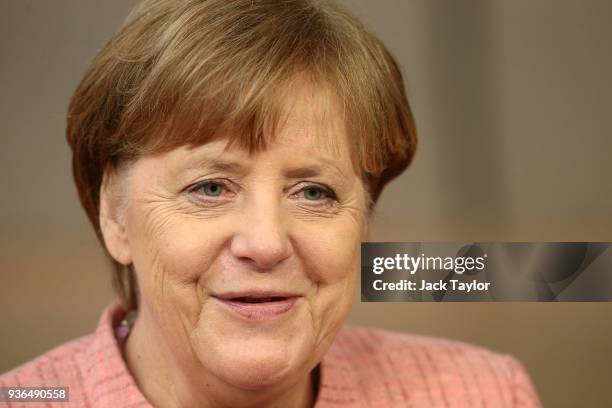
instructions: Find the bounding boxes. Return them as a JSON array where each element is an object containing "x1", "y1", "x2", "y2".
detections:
[
  {"x1": 231, "y1": 296, "x2": 289, "y2": 303},
  {"x1": 212, "y1": 292, "x2": 300, "y2": 320}
]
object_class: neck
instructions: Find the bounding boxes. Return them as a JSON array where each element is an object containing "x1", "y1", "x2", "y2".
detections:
[{"x1": 123, "y1": 308, "x2": 315, "y2": 408}]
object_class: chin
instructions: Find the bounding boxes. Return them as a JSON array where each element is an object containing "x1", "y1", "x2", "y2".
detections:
[
  {"x1": 191, "y1": 320, "x2": 314, "y2": 391},
  {"x1": 219, "y1": 352, "x2": 295, "y2": 390}
]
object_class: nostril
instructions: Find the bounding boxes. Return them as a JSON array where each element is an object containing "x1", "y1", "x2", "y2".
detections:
[{"x1": 232, "y1": 245, "x2": 291, "y2": 271}]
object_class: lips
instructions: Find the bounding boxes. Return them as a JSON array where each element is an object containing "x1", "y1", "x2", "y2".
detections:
[
  {"x1": 232, "y1": 296, "x2": 288, "y2": 303},
  {"x1": 212, "y1": 292, "x2": 300, "y2": 320}
]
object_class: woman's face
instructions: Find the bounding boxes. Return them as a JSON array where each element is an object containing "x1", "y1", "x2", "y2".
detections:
[{"x1": 110, "y1": 83, "x2": 366, "y2": 391}]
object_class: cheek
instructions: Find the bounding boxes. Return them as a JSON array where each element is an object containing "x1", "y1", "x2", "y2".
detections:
[
  {"x1": 295, "y1": 210, "x2": 363, "y2": 284},
  {"x1": 128, "y1": 206, "x2": 232, "y2": 319},
  {"x1": 294, "y1": 215, "x2": 362, "y2": 334},
  {"x1": 154, "y1": 221, "x2": 225, "y2": 282}
]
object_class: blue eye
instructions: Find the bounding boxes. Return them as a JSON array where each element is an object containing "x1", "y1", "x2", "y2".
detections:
[
  {"x1": 198, "y1": 182, "x2": 224, "y2": 197},
  {"x1": 303, "y1": 187, "x2": 325, "y2": 200}
]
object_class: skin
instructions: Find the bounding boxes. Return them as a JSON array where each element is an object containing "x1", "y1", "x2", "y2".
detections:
[{"x1": 100, "y1": 81, "x2": 368, "y2": 407}]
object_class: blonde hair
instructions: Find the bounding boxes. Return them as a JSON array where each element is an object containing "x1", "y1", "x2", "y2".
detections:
[{"x1": 66, "y1": 0, "x2": 417, "y2": 309}]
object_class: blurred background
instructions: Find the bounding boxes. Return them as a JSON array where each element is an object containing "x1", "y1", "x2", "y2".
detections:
[{"x1": 1, "y1": 1, "x2": 611, "y2": 406}]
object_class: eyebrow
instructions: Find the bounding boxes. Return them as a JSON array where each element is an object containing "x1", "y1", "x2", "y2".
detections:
[
  {"x1": 186, "y1": 156, "x2": 346, "y2": 181},
  {"x1": 284, "y1": 165, "x2": 338, "y2": 179},
  {"x1": 206, "y1": 160, "x2": 249, "y2": 175}
]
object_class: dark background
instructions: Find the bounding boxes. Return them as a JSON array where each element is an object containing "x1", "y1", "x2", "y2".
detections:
[{"x1": 1, "y1": 1, "x2": 611, "y2": 406}]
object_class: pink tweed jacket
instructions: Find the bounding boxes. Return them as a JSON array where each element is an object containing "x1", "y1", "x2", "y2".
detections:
[{"x1": 0, "y1": 303, "x2": 541, "y2": 407}]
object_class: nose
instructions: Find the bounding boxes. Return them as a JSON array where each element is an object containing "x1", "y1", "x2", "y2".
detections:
[{"x1": 229, "y1": 193, "x2": 292, "y2": 271}]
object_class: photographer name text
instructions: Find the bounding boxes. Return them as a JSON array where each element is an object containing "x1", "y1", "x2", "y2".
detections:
[{"x1": 372, "y1": 279, "x2": 491, "y2": 293}]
